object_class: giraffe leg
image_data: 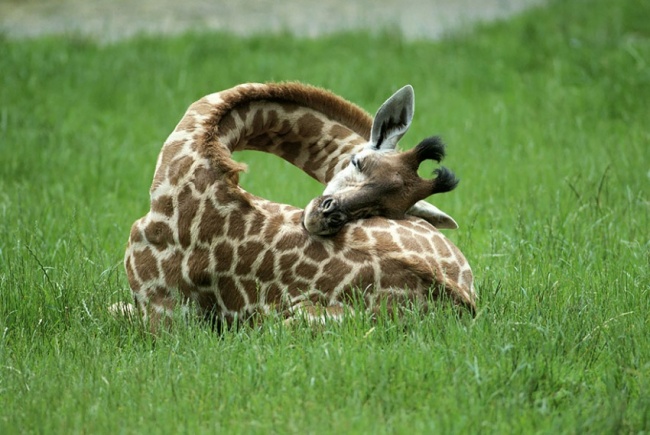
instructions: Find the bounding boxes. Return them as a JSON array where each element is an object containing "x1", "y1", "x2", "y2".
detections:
[
  {"x1": 120, "y1": 285, "x2": 176, "y2": 336},
  {"x1": 107, "y1": 301, "x2": 136, "y2": 318},
  {"x1": 284, "y1": 301, "x2": 355, "y2": 327}
]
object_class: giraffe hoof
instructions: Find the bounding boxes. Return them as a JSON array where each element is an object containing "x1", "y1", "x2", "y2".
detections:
[{"x1": 108, "y1": 302, "x2": 136, "y2": 318}]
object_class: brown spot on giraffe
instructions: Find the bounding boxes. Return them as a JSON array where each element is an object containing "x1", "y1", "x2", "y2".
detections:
[
  {"x1": 187, "y1": 247, "x2": 212, "y2": 287},
  {"x1": 150, "y1": 286, "x2": 176, "y2": 310},
  {"x1": 322, "y1": 258, "x2": 352, "y2": 278},
  {"x1": 303, "y1": 154, "x2": 329, "y2": 180},
  {"x1": 191, "y1": 98, "x2": 214, "y2": 117},
  {"x1": 343, "y1": 248, "x2": 370, "y2": 263},
  {"x1": 278, "y1": 140, "x2": 304, "y2": 165},
  {"x1": 237, "y1": 241, "x2": 265, "y2": 263},
  {"x1": 133, "y1": 247, "x2": 159, "y2": 282},
  {"x1": 160, "y1": 139, "x2": 186, "y2": 164},
  {"x1": 265, "y1": 283, "x2": 283, "y2": 305},
  {"x1": 441, "y1": 261, "x2": 461, "y2": 284},
  {"x1": 397, "y1": 227, "x2": 420, "y2": 251},
  {"x1": 240, "y1": 278, "x2": 260, "y2": 303},
  {"x1": 373, "y1": 230, "x2": 402, "y2": 253},
  {"x1": 279, "y1": 253, "x2": 301, "y2": 276},
  {"x1": 449, "y1": 243, "x2": 467, "y2": 266},
  {"x1": 295, "y1": 261, "x2": 319, "y2": 279},
  {"x1": 434, "y1": 235, "x2": 453, "y2": 258},
  {"x1": 213, "y1": 241, "x2": 234, "y2": 273},
  {"x1": 251, "y1": 109, "x2": 266, "y2": 134},
  {"x1": 169, "y1": 156, "x2": 194, "y2": 185},
  {"x1": 297, "y1": 113, "x2": 324, "y2": 138},
  {"x1": 286, "y1": 279, "x2": 310, "y2": 295},
  {"x1": 226, "y1": 212, "x2": 247, "y2": 241},
  {"x1": 143, "y1": 221, "x2": 174, "y2": 249},
  {"x1": 255, "y1": 250, "x2": 276, "y2": 283},
  {"x1": 314, "y1": 274, "x2": 338, "y2": 295},
  {"x1": 246, "y1": 212, "x2": 266, "y2": 237},
  {"x1": 276, "y1": 231, "x2": 304, "y2": 251},
  {"x1": 218, "y1": 276, "x2": 244, "y2": 311},
  {"x1": 161, "y1": 249, "x2": 183, "y2": 287},
  {"x1": 192, "y1": 165, "x2": 218, "y2": 193},
  {"x1": 125, "y1": 259, "x2": 141, "y2": 291},
  {"x1": 197, "y1": 198, "x2": 227, "y2": 244},
  {"x1": 197, "y1": 291, "x2": 218, "y2": 313},
  {"x1": 247, "y1": 133, "x2": 273, "y2": 151},
  {"x1": 175, "y1": 113, "x2": 198, "y2": 133},
  {"x1": 216, "y1": 111, "x2": 238, "y2": 139},
  {"x1": 303, "y1": 240, "x2": 328, "y2": 262},
  {"x1": 129, "y1": 223, "x2": 143, "y2": 244},
  {"x1": 151, "y1": 195, "x2": 174, "y2": 217},
  {"x1": 329, "y1": 124, "x2": 354, "y2": 140},
  {"x1": 350, "y1": 227, "x2": 370, "y2": 245},
  {"x1": 176, "y1": 186, "x2": 200, "y2": 248},
  {"x1": 262, "y1": 214, "x2": 285, "y2": 243}
]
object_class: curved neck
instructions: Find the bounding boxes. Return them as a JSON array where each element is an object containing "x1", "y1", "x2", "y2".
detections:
[
  {"x1": 201, "y1": 83, "x2": 373, "y2": 184},
  {"x1": 150, "y1": 83, "x2": 374, "y2": 202}
]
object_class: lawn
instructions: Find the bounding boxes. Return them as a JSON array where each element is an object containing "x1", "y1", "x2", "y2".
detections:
[{"x1": 1, "y1": 0, "x2": 649, "y2": 433}]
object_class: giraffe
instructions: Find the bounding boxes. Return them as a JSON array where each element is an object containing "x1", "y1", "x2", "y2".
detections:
[{"x1": 123, "y1": 82, "x2": 476, "y2": 332}]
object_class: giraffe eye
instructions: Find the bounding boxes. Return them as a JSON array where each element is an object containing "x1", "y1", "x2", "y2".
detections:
[{"x1": 351, "y1": 156, "x2": 363, "y2": 171}]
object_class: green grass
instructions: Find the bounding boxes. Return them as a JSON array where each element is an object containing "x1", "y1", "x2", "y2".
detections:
[{"x1": 1, "y1": 0, "x2": 649, "y2": 432}]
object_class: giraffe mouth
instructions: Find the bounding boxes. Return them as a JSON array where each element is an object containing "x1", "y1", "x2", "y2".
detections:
[{"x1": 302, "y1": 195, "x2": 349, "y2": 236}]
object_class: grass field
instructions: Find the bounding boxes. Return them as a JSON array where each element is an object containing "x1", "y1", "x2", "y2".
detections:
[{"x1": 1, "y1": 0, "x2": 649, "y2": 432}]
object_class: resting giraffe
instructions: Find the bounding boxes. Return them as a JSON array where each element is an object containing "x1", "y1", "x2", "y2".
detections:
[{"x1": 123, "y1": 82, "x2": 476, "y2": 332}]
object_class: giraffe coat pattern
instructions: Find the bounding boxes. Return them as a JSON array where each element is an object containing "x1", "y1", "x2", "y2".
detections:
[{"x1": 124, "y1": 82, "x2": 476, "y2": 330}]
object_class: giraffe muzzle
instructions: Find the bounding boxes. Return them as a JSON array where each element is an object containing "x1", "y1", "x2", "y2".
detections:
[{"x1": 302, "y1": 195, "x2": 348, "y2": 236}]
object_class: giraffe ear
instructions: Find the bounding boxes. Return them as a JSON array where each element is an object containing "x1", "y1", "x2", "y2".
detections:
[
  {"x1": 407, "y1": 200, "x2": 459, "y2": 230},
  {"x1": 369, "y1": 85, "x2": 415, "y2": 151}
]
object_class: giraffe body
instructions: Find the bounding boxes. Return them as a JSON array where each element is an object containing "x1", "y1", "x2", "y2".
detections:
[{"x1": 124, "y1": 83, "x2": 476, "y2": 330}]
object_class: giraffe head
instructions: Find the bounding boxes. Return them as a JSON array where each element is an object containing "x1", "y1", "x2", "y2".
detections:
[{"x1": 302, "y1": 85, "x2": 460, "y2": 236}]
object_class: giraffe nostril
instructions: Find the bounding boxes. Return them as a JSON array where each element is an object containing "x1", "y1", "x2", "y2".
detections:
[{"x1": 321, "y1": 197, "x2": 337, "y2": 214}]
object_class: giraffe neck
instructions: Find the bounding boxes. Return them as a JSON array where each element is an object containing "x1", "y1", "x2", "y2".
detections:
[
  {"x1": 150, "y1": 83, "x2": 373, "y2": 201},
  {"x1": 200, "y1": 83, "x2": 372, "y2": 184},
  {"x1": 217, "y1": 100, "x2": 370, "y2": 183}
]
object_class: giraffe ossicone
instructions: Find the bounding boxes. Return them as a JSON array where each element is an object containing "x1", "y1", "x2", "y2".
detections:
[{"x1": 123, "y1": 82, "x2": 476, "y2": 332}]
